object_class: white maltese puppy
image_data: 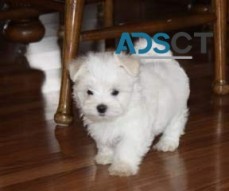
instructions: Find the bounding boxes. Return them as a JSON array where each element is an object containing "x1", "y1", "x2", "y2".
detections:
[{"x1": 69, "y1": 39, "x2": 190, "y2": 176}]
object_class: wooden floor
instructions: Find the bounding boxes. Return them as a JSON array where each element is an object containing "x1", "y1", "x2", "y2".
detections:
[{"x1": 1, "y1": 38, "x2": 229, "y2": 190}]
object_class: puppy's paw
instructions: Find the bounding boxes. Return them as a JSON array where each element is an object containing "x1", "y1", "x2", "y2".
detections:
[
  {"x1": 95, "y1": 153, "x2": 113, "y2": 165},
  {"x1": 154, "y1": 138, "x2": 179, "y2": 152},
  {"x1": 108, "y1": 162, "x2": 137, "y2": 176}
]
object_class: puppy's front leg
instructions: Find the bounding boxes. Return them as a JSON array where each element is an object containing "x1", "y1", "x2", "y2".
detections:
[
  {"x1": 109, "y1": 138, "x2": 150, "y2": 176},
  {"x1": 95, "y1": 143, "x2": 114, "y2": 165}
]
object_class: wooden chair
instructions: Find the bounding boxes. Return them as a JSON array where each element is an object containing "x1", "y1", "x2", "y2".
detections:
[{"x1": 54, "y1": 0, "x2": 229, "y2": 126}]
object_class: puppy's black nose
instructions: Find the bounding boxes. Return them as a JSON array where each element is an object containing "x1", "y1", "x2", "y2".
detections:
[{"x1": 97, "y1": 104, "x2": 107, "y2": 114}]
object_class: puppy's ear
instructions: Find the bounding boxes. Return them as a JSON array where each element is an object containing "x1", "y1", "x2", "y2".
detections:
[
  {"x1": 69, "y1": 58, "x2": 86, "y2": 82},
  {"x1": 115, "y1": 54, "x2": 140, "y2": 76}
]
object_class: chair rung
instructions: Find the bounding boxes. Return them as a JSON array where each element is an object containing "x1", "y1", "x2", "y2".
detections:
[
  {"x1": 0, "y1": 8, "x2": 39, "y2": 21},
  {"x1": 81, "y1": 13, "x2": 216, "y2": 41},
  {"x1": 29, "y1": 0, "x2": 103, "y2": 12}
]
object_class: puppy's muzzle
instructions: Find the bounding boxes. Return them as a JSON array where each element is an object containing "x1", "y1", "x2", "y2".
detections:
[{"x1": 97, "y1": 104, "x2": 107, "y2": 114}]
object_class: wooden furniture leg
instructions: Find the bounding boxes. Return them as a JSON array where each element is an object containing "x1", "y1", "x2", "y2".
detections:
[
  {"x1": 1, "y1": 1, "x2": 45, "y2": 43},
  {"x1": 54, "y1": 0, "x2": 85, "y2": 126},
  {"x1": 104, "y1": 0, "x2": 113, "y2": 27},
  {"x1": 213, "y1": 0, "x2": 229, "y2": 95},
  {"x1": 104, "y1": 0, "x2": 115, "y2": 50}
]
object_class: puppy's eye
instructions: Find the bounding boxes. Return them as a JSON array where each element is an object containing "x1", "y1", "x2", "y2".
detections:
[
  {"x1": 111, "y1": 89, "x2": 119, "y2": 96},
  {"x1": 87, "y1": 90, "x2": 93, "y2": 95}
]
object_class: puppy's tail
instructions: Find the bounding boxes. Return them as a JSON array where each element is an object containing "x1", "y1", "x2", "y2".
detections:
[{"x1": 134, "y1": 38, "x2": 173, "y2": 64}]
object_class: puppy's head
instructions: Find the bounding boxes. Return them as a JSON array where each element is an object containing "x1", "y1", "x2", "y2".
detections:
[{"x1": 69, "y1": 52, "x2": 140, "y2": 122}]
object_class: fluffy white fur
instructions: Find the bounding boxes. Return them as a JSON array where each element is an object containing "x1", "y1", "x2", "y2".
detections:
[{"x1": 69, "y1": 39, "x2": 190, "y2": 176}]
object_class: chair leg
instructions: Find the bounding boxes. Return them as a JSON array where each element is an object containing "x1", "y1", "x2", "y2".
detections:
[
  {"x1": 104, "y1": 0, "x2": 115, "y2": 50},
  {"x1": 54, "y1": 0, "x2": 85, "y2": 126},
  {"x1": 213, "y1": 0, "x2": 229, "y2": 95}
]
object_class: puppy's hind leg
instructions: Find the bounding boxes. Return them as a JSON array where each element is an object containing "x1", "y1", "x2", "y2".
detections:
[{"x1": 154, "y1": 108, "x2": 188, "y2": 152}]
